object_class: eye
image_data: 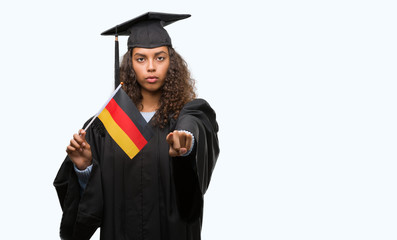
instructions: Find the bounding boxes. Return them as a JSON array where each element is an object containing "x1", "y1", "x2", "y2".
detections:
[
  {"x1": 136, "y1": 57, "x2": 145, "y2": 62},
  {"x1": 157, "y1": 56, "x2": 165, "y2": 61}
]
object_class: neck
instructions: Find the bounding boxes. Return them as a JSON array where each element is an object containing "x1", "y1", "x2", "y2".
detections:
[{"x1": 140, "y1": 89, "x2": 161, "y2": 112}]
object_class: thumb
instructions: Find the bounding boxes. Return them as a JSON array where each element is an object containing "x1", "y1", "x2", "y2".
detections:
[
  {"x1": 79, "y1": 129, "x2": 88, "y2": 145},
  {"x1": 79, "y1": 129, "x2": 86, "y2": 137}
]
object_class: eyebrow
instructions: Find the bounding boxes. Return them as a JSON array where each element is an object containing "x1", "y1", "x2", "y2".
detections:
[{"x1": 133, "y1": 51, "x2": 168, "y2": 57}]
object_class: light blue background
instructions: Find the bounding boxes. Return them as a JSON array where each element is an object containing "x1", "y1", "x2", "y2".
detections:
[{"x1": 0, "y1": 0, "x2": 396, "y2": 239}]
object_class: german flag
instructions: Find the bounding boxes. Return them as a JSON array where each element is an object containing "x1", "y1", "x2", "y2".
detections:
[{"x1": 91, "y1": 85, "x2": 152, "y2": 159}]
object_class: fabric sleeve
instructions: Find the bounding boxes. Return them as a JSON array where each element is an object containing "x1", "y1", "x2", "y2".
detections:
[
  {"x1": 53, "y1": 118, "x2": 104, "y2": 240},
  {"x1": 172, "y1": 99, "x2": 220, "y2": 222},
  {"x1": 74, "y1": 164, "x2": 93, "y2": 191}
]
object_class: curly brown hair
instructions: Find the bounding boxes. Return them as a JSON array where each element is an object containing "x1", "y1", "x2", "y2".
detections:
[{"x1": 120, "y1": 47, "x2": 196, "y2": 128}]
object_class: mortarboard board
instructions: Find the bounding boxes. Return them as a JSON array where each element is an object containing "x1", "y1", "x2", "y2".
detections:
[
  {"x1": 102, "y1": 12, "x2": 191, "y2": 48},
  {"x1": 101, "y1": 12, "x2": 191, "y2": 88}
]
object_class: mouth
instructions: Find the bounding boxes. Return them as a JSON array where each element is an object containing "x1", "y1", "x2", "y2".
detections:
[{"x1": 146, "y1": 76, "x2": 159, "y2": 83}]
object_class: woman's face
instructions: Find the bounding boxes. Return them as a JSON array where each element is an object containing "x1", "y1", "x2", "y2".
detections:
[{"x1": 132, "y1": 46, "x2": 170, "y2": 94}]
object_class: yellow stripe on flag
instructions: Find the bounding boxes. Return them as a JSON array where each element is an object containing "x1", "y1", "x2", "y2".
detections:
[{"x1": 98, "y1": 108, "x2": 140, "y2": 159}]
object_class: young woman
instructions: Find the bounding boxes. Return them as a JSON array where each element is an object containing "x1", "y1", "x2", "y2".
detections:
[{"x1": 54, "y1": 12, "x2": 219, "y2": 240}]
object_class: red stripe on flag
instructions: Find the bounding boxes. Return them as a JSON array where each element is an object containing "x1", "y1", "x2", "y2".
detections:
[{"x1": 105, "y1": 98, "x2": 148, "y2": 150}]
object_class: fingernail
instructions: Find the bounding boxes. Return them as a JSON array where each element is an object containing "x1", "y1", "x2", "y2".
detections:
[{"x1": 180, "y1": 149, "x2": 187, "y2": 155}]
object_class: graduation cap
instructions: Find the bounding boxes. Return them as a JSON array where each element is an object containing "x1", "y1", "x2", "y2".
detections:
[{"x1": 101, "y1": 12, "x2": 191, "y2": 88}]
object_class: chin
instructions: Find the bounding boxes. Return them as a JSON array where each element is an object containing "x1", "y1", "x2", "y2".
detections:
[{"x1": 145, "y1": 87, "x2": 162, "y2": 93}]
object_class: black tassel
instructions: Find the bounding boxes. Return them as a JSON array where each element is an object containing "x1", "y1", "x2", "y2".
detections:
[{"x1": 114, "y1": 26, "x2": 120, "y2": 89}]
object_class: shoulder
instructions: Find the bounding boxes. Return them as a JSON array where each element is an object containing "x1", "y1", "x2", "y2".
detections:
[
  {"x1": 182, "y1": 98, "x2": 214, "y2": 112},
  {"x1": 179, "y1": 98, "x2": 218, "y2": 132},
  {"x1": 185, "y1": 98, "x2": 209, "y2": 106},
  {"x1": 181, "y1": 98, "x2": 216, "y2": 118},
  {"x1": 83, "y1": 117, "x2": 106, "y2": 137}
]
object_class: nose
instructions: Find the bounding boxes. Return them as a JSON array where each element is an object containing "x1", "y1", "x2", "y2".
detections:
[{"x1": 147, "y1": 59, "x2": 156, "y2": 72}]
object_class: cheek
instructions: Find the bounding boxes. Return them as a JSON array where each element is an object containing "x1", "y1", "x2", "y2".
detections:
[
  {"x1": 132, "y1": 65, "x2": 144, "y2": 78},
  {"x1": 161, "y1": 62, "x2": 170, "y2": 77}
]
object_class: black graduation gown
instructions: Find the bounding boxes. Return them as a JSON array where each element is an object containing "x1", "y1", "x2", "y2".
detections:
[{"x1": 54, "y1": 98, "x2": 219, "y2": 240}]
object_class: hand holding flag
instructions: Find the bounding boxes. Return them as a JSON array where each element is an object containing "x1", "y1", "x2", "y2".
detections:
[
  {"x1": 66, "y1": 129, "x2": 92, "y2": 170},
  {"x1": 67, "y1": 83, "x2": 152, "y2": 161}
]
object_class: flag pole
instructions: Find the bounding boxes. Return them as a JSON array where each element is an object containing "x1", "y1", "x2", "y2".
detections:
[
  {"x1": 83, "y1": 32, "x2": 121, "y2": 133},
  {"x1": 83, "y1": 82, "x2": 123, "y2": 132}
]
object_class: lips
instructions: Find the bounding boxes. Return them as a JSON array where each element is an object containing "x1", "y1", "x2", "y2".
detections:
[{"x1": 146, "y1": 76, "x2": 159, "y2": 83}]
